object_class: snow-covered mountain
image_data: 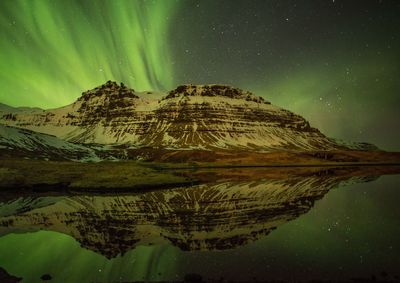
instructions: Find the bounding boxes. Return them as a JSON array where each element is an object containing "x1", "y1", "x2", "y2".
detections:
[
  {"x1": 0, "y1": 124, "x2": 100, "y2": 161},
  {"x1": 0, "y1": 81, "x2": 354, "y2": 151}
]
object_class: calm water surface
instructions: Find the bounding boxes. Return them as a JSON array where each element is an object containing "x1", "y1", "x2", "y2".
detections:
[{"x1": 0, "y1": 168, "x2": 399, "y2": 282}]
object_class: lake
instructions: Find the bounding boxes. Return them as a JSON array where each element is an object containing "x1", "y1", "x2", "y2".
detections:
[{"x1": 0, "y1": 167, "x2": 399, "y2": 282}]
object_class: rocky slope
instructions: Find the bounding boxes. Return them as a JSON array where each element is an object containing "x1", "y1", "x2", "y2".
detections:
[
  {"x1": 0, "y1": 124, "x2": 100, "y2": 161},
  {"x1": 0, "y1": 81, "x2": 357, "y2": 151}
]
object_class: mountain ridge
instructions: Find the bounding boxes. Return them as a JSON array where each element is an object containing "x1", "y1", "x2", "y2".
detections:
[{"x1": 0, "y1": 80, "x2": 373, "y2": 153}]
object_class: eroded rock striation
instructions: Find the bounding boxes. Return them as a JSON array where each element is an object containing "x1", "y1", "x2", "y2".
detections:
[{"x1": 0, "y1": 81, "x2": 347, "y2": 150}]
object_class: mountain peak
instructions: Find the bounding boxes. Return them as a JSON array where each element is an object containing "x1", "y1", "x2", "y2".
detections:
[
  {"x1": 0, "y1": 81, "x2": 374, "y2": 151},
  {"x1": 164, "y1": 84, "x2": 270, "y2": 104},
  {"x1": 79, "y1": 80, "x2": 138, "y2": 101}
]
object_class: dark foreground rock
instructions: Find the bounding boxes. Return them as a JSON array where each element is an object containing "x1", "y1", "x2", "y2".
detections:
[{"x1": 0, "y1": 267, "x2": 21, "y2": 283}]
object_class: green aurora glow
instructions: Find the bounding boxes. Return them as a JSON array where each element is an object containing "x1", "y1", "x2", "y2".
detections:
[
  {"x1": 0, "y1": 1, "x2": 177, "y2": 107},
  {"x1": 0, "y1": 0, "x2": 399, "y2": 149}
]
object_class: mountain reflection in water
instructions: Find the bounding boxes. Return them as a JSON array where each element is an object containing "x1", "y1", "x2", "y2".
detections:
[{"x1": 0, "y1": 166, "x2": 399, "y2": 283}]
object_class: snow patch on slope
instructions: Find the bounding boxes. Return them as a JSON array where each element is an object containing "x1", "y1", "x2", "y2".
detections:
[{"x1": 0, "y1": 124, "x2": 100, "y2": 161}]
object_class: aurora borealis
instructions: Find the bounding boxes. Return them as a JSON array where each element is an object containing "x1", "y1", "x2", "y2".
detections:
[
  {"x1": 0, "y1": 0, "x2": 399, "y2": 150},
  {"x1": 0, "y1": 0, "x2": 177, "y2": 105}
]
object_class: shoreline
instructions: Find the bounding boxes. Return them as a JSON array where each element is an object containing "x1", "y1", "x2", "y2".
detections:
[
  {"x1": 151, "y1": 162, "x2": 400, "y2": 170},
  {"x1": 1, "y1": 158, "x2": 400, "y2": 194}
]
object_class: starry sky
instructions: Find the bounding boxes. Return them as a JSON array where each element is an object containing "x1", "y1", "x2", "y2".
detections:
[{"x1": 0, "y1": 0, "x2": 399, "y2": 150}]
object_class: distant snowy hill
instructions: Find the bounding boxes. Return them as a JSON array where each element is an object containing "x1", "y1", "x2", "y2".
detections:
[{"x1": 0, "y1": 124, "x2": 100, "y2": 161}]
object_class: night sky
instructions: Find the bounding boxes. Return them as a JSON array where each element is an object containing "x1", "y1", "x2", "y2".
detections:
[{"x1": 0, "y1": 0, "x2": 399, "y2": 150}]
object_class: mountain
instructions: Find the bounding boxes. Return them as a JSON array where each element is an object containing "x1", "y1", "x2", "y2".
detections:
[
  {"x1": 0, "y1": 80, "x2": 354, "y2": 151},
  {"x1": 0, "y1": 124, "x2": 100, "y2": 161},
  {"x1": 0, "y1": 168, "x2": 378, "y2": 258}
]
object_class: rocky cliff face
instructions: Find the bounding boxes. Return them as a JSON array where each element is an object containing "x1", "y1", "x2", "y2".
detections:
[
  {"x1": 0, "y1": 172, "x2": 370, "y2": 258},
  {"x1": 0, "y1": 81, "x2": 345, "y2": 151}
]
